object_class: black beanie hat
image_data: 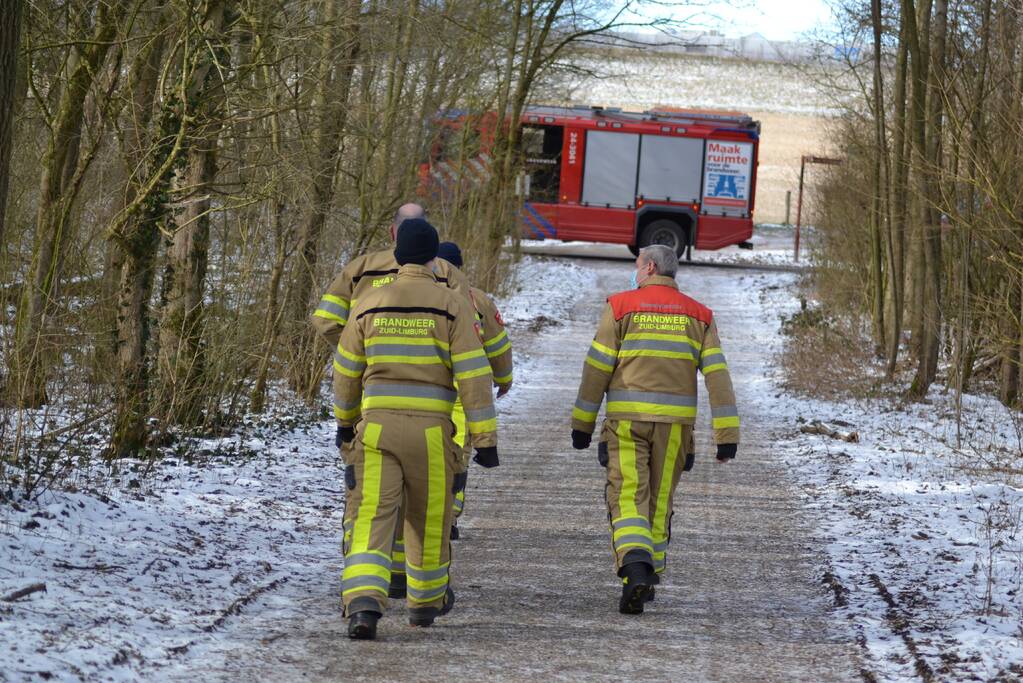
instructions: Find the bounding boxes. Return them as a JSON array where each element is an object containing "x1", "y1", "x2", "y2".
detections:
[
  {"x1": 437, "y1": 241, "x2": 463, "y2": 268},
  {"x1": 394, "y1": 218, "x2": 439, "y2": 265}
]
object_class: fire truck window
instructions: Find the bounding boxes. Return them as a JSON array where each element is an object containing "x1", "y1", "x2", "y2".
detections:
[{"x1": 521, "y1": 124, "x2": 562, "y2": 203}]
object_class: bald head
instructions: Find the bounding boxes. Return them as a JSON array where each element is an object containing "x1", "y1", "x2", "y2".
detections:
[{"x1": 391, "y1": 203, "x2": 426, "y2": 240}]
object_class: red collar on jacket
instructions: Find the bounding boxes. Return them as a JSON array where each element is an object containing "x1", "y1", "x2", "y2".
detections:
[{"x1": 607, "y1": 276, "x2": 712, "y2": 324}]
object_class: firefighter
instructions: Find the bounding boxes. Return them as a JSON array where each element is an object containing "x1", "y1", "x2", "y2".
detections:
[
  {"x1": 570, "y1": 244, "x2": 739, "y2": 614},
  {"x1": 311, "y1": 202, "x2": 470, "y2": 599},
  {"x1": 436, "y1": 242, "x2": 513, "y2": 539},
  {"x1": 336, "y1": 218, "x2": 499, "y2": 640}
]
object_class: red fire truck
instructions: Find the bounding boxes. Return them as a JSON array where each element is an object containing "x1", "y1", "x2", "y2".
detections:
[{"x1": 420, "y1": 105, "x2": 761, "y2": 257}]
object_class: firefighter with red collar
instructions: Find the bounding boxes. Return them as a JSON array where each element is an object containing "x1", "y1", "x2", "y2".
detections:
[
  {"x1": 436, "y1": 241, "x2": 513, "y2": 538},
  {"x1": 571, "y1": 244, "x2": 739, "y2": 614},
  {"x1": 336, "y1": 219, "x2": 498, "y2": 639}
]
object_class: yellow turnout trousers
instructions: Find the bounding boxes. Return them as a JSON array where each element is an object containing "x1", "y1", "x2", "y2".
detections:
[
  {"x1": 342, "y1": 411, "x2": 458, "y2": 615},
  {"x1": 601, "y1": 418, "x2": 694, "y2": 575}
]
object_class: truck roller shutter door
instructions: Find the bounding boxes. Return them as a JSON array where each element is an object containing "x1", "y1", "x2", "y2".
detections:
[
  {"x1": 637, "y1": 135, "x2": 704, "y2": 202},
  {"x1": 581, "y1": 131, "x2": 639, "y2": 208}
]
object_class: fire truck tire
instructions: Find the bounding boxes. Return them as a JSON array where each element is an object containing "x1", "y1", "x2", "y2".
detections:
[
  {"x1": 638, "y1": 219, "x2": 687, "y2": 257},
  {"x1": 627, "y1": 244, "x2": 640, "y2": 257}
]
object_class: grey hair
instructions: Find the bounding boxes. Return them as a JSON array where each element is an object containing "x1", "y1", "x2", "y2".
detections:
[
  {"x1": 393, "y1": 203, "x2": 425, "y2": 226},
  {"x1": 639, "y1": 244, "x2": 678, "y2": 278}
]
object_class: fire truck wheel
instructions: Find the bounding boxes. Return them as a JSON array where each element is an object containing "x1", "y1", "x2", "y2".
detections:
[
  {"x1": 639, "y1": 219, "x2": 687, "y2": 257},
  {"x1": 627, "y1": 244, "x2": 640, "y2": 257}
]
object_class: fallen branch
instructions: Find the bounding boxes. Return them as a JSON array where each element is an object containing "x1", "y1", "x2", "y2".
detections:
[
  {"x1": 800, "y1": 420, "x2": 859, "y2": 443},
  {"x1": 53, "y1": 561, "x2": 125, "y2": 572},
  {"x1": 203, "y1": 577, "x2": 288, "y2": 632},
  {"x1": 1, "y1": 583, "x2": 47, "y2": 602}
]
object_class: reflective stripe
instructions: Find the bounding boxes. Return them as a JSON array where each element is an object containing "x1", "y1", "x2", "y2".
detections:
[
  {"x1": 452, "y1": 349, "x2": 491, "y2": 380},
  {"x1": 484, "y1": 331, "x2": 511, "y2": 357},
  {"x1": 314, "y1": 295, "x2": 350, "y2": 324},
  {"x1": 494, "y1": 371, "x2": 513, "y2": 385},
  {"x1": 700, "y1": 347, "x2": 728, "y2": 373},
  {"x1": 341, "y1": 574, "x2": 390, "y2": 596},
  {"x1": 345, "y1": 552, "x2": 391, "y2": 569},
  {"x1": 587, "y1": 343, "x2": 617, "y2": 368},
  {"x1": 612, "y1": 516, "x2": 648, "y2": 532},
  {"x1": 366, "y1": 343, "x2": 451, "y2": 361},
  {"x1": 362, "y1": 383, "x2": 457, "y2": 414},
  {"x1": 572, "y1": 406, "x2": 598, "y2": 423},
  {"x1": 613, "y1": 533, "x2": 655, "y2": 550},
  {"x1": 607, "y1": 390, "x2": 697, "y2": 407},
  {"x1": 606, "y1": 390, "x2": 697, "y2": 418},
  {"x1": 620, "y1": 338, "x2": 698, "y2": 360},
  {"x1": 343, "y1": 427, "x2": 389, "y2": 596},
  {"x1": 408, "y1": 584, "x2": 448, "y2": 603},
  {"x1": 713, "y1": 415, "x2": 741, "y2": 429},
  {"x1": 591, "y1": 340, "x2": 617, "y2": 358},
  {"x1": 366, "y1": 335, "x2": 450, "y2": 350},
  {"x1": 333, "y1": 349, "x2": 367, "y2": 377},
  {"x1": 651, "y1": 423, "x2": 681, "y2": 564},
  {"x1": 466, "y1": 403, "x2": 497, "y2": 432},
  {"x1": 616, "y1": 419, "x2": 641, "y2": 525},
  {"x1": 406, "y1": 564, "x2": 450, "y2": 583},
  {"x1": 452, "y1": 398, "x2": 466, "y2": 449},
  {"x1": 711, "y1": 405, "x2": 739, "y2": 418},
  {"x1": 624, "y1": 332, "x2": 702, "y2": 352},
  {"x1": 465, "y1": 405, "x2": 497, "y2": 422},
  {"x1": 700, "y1": 354, "x2": 727, "y2": 371},
  {"x1": 423, "y1": 426, "x2": 447, "y2": 567},
  {"x1": 334, "y1": 401, "x2": 360, "y2": 421},
  {"x1": 467, "y1": 417, "x2": 497, "y2": 433},
  {"x1": 349, "y1": 423, "x2": 383, "y2": 554}
]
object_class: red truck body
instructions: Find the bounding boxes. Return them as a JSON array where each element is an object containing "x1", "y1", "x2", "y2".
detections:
[{"x1": 420, "y1": 105, "x2": 761, "y2": 255}]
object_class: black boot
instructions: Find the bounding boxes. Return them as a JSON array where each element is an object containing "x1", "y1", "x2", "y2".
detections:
[
  {"x1": 388, "y1": 573, "x2": 407, "y2": 599},
  {"x1": 450, "y1": 524, "x2": 460, "y2": 540},
  {"x1": 347, "y1": 610, "x2": 381, "y2": 640},
  {"x1": 408, "y1": 587, "x2": 455, "y2": 627},
  {"x1": 619, "y1": 561, "x2": 654, "y2": 615}
]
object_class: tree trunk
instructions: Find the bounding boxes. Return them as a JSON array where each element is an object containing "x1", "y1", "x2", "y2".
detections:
[
  {"x1": 869, "y1": 0, "x2": 888, "y2": 356},
  {"x1": 0, "y1": 0, "x2": 24, "y2": 248},
  {"x1": 885, "y1": 0, "x2": 910, "y2": 377},
  {"x1": 109, "y1": 25, "x2": 170, "y2": 457},
  {"x1": 158, "y1": 0, "x2": 228, "y2": 426},
  {"x1": 13, "y1": 0, "x2": 127, "y2": 407},
  {"x1": 288, "y1": 0, "x2": 361, "y2": 399}
]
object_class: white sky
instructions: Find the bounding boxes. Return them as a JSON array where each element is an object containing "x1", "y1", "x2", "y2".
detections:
[{"x1": 623, "y1": 0, "x2": 836, "y2": 42}]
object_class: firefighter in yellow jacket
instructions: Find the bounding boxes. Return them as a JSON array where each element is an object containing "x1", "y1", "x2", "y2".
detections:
[
  {"x1": 310, "y1": 203, "x2": 470, "y2": 349},
  {"x1": 436, "y1": 242, "x2": 513, "y2": 538},
  {"x1": 570, "y1": 244, "x2": 739, "y2": 615},
  {"x1": 335, "y1": 218, "x2": 499, "y2": 640},
  {"x1": 311, "y1": 203, "x2": 470, "y2": 598}
]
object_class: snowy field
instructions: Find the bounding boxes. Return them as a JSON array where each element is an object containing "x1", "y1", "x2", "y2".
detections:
[
  {"x1": 553, "y1": 51, "x2": 852, "y2": 116},
  {"x1": 2, "y1": 255, "x2": 1021, "y2": 680}
]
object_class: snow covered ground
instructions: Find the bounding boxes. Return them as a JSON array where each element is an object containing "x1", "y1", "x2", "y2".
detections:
[
  {"x1": 754, "y1": 276, "x2": 1023, "y2": 681},
  {"x1": 2, "y1": 255, "x2": 1021, "y2": 680}
]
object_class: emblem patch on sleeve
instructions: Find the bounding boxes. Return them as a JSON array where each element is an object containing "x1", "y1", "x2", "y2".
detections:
[{"x1": 494, "y1": 309, "x2": 505, "y2": 327}]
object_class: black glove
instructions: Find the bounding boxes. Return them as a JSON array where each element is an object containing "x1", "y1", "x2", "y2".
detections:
[
  {"x1": 452, "y1": 471, "x2": 468, "y2": 494},
  {"x1": 337, "y1": 425, "x2": 355, "y2": 446},
  {"x1": 571, "y1": 430, "x2": 592, "y2": 450},
  {"x1": 473, "y1": 447, "x2": 499, "y2": 468},
  {"x1": 597, "y1": 441, "x2": 609, "y2": 467},
  {"x1": 716, "y1": 443, "x2": 737, "y2": 461},
  {"x1": 344, "y1": 464, "x2": 356, "y2": 490}
]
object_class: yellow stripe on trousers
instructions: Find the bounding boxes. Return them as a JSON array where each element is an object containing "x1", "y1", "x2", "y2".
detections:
[
  {"x1": 351, "y1": 423, "x2": 384, "y2": 554},
  {"x1": 616, "y1": 420, "x2": 639, "y2": 519},
  {"x1": 423, "y1": 426, "x2": 447, "y2": 567},
  {"x1": 651, "y1": 423, "x2": 682, "y2": 571}
]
